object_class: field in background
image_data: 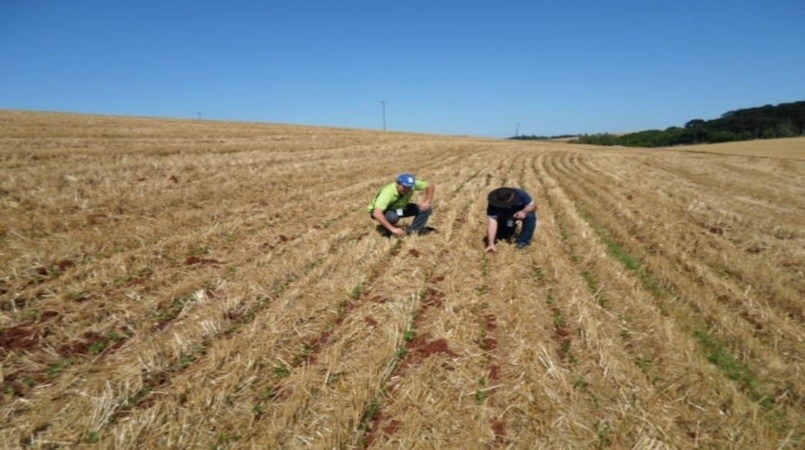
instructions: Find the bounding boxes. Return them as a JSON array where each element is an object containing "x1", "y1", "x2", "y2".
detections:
[
  {"x1": 1, "y1": 111, "x2": 802, "y2": 448},
  {"x1": 667, "y1": 136, "x2": 805, "y2": 160}
]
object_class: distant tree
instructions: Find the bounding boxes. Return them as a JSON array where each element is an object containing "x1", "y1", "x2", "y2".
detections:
[
  {"x1": 684, "y1": 119, "x2": 706, "y2": 144},
  {"x1": 508, "y1": 134, "x2": 580, "y2": 141},
  {"x1": 571, "y1": 133, "x2": 621, "y2": 146},
  {"x1": 684, "y1": 119, "x2": 706, "y2": 129},
  {"x1": 709, "y1": 130, "x2": 740, "y2": 143},
  {"x1": 510, "y1": 135, "x2": 550, "y2": 140},
  {"x1": 777, "y1": 119, "x2": 796, "y2": 137},
  {"x1": 568, "y1": 100, "x2": 804, "y2": 148}
]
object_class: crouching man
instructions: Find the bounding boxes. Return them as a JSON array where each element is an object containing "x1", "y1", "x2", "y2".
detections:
[
  {"x1": 369, "y1": 173, "x2": 435, "y2": 237},
  {"x1": 485, "y1": 187, "x2": 538, "y2": 252}
]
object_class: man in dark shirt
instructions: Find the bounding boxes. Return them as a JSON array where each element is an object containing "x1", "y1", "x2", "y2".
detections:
[{"x1": 485, "y1": 187, "x2": 538, "y2": 252}]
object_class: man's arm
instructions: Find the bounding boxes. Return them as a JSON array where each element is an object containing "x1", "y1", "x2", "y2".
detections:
[
  {"x1": 418, "y1": 183, "x2": 436, "y2": 211},
  {"x1": 485, "y1": 216, "x2": 498, "y2": 252},
  {"x1": 514, "y1": 201, "x2": 536, "y2": 219},
  {"x1": 373, "y1": 208, "x2": 407, "y2": 237}
]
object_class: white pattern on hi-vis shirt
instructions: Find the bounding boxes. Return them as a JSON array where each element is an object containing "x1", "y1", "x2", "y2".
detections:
[
  {"x1": 396, "y1": 208, "x2": 404, "y2": 216},
  {"x1": 507, "y1": 219, "x2": 514, "y2": 227}
]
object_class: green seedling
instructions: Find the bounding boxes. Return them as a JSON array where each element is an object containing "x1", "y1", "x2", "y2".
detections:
[
  {"x1": 48, "y1": 358, "x2": 73, "y2": 378},
  {"x1": 89, "y1": 341, "x2": 106, "y2": 354},
  {"x1": 350, "y1": 284, "x2": 364, "y2": 300},
  {"x1": 273, "y1": 365, "x2": 291, "y2": 378},
  {"x1": 86, "y1": 431, "x2": 100, "y2": 443},
  {"x1": 404, "y1": 329, "x2": 416, "y2": 342}
]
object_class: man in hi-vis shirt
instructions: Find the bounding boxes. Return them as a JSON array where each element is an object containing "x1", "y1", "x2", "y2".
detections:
[{"x1": 368, "y1": 173, "x2": 435, "y2": 237}]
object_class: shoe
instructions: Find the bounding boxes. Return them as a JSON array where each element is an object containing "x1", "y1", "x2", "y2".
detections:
[
  {"x1": 420, "y1": 226, "x2": 437, "y2": 235},
  {"x1": 408, "y1": 226, "x2": 437, "y2": 236},
  {"x1": 516, "y1": 242, "x2": 530, "y2": 250}
]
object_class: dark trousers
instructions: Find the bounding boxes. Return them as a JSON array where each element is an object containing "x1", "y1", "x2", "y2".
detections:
[
  {"x1": 496, "y1": 212, "x2": 538, "y2": 244},
  {"x1": 373, "y1": 204, "x2": 432, "y2": 232}
]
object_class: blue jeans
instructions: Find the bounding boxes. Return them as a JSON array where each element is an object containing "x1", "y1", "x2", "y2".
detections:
[
  {"x1": 496, "y1": 212, "x2": 538, "y2": 244},
  {"x1": 376, "y1": 204, "x2": 432, "y2": 233}
]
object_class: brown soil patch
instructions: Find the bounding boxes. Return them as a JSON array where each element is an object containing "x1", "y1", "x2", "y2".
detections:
[
  {"x1": 56, "y1": 259, "x2": 76, "y2": 271},
  {"x1": 402, "y1": 335, "x2": 459, "y2": 371},
  {"x1": 423, "y1": 288, "x2": 445, "y2": 308},
  {"x1": 552, "y1": 326, "x2": 573, "y2": 361},
  {"x1": 303, "y1": 330, "x2": 334, "y2": 365},
  {"x1": 0, "y1": 323, "x2": 39, "y2": 353},
  {"x1": 415, "y1": 338, "x2": 457, "y2": 358},
  {"x1": 553, "y1": 327, "x2": 571, "y2": 339},
  {"x1": 483, "y1": 314, "x2": 498, "y2": 331},
  {"x1": 308, "y1": 331, "x2": 332, "y2": 353},
  {"x1": 40, "y1": 310, "x2": 60, "y2": 320},
  {"x1": 58, "y1": 331, "x2": 106, "y2": 357},
  {"x1": 490, "y1": 419, "x2": 509, "y2": 445},
  {"x1": 184, "y1": 256, "x2": 221, "y2": 266},
  {"x1": 365, "y1": 412, "x2": 403, "y2": 447},
  {"x1": 481, "y1": 337, "x2": 498, "y2": 351},
  {"x1": 489, "y1": 364, "x2": 501, "y2": 382}
]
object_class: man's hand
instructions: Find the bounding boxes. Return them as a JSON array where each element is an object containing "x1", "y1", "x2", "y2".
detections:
[
  {"x1": 514, "y1": 211, "x2": 526, "y2": 220},
  {"x1": 418, "y1": 201, "x2": 431, "y2": 211},
  {"x1": 485, "y1": 244, "x2": 497, "y2": 253},
  {"x1": 391, "y1": 226, "x2": 407, "y2": 237}
]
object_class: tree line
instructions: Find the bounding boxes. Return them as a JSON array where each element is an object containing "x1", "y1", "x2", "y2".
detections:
[
  {"x1": 510, "y1": 134, "x2": 577, "y2": 141},
  {"x1": 511, "y1": 100, "x2": 805, "y2": 147}
]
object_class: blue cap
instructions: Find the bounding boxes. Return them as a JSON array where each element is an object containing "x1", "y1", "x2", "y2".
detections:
[{"x1": 397, "y1": 173, "x2": 416, "y2": 187}]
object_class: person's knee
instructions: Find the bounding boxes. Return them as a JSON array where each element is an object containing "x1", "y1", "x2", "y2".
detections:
[{"x1": 384, "y1": 211, "x2": 399, "y2": 224}]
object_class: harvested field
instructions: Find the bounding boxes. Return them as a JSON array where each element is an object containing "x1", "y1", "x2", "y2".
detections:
[
  {"x1": 1, "y1": 111, "x2": 803, "y2": 448},
  {"x1": 666, "y1": 136, "x2": 805, "y2": 160}
]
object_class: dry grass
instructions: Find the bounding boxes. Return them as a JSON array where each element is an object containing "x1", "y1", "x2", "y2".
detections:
[
  {"x1": 1, "y1": 111, "x2": 802, "y2": 448},
  {"x1": 667, "y1": 136, "x2": 805, "y2": 160}
]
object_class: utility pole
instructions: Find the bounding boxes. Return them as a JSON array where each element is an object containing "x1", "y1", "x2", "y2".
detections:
[
  {"x1": 196, "y1": 112, "x2": 204, "y2": 120},
  {"x1": 380, "y1": 100, "x2": 387, "y2": 131},
  {"x1": 515, "y1": 122, "x2": 520, "y2": 137}
]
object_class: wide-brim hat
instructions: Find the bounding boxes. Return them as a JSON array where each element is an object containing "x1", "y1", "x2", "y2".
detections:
[{"x1": 488, "y1": 187, "x2": 517, "y2": 208}]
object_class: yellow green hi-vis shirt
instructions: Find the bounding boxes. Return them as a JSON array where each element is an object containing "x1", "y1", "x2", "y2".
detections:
[{"x1": 368, "y1": 180, "x2": 429, "y2": 212}]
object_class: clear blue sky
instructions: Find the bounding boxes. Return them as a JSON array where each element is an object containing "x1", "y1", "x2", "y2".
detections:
[{"x1": 2, "y1": 1, "x2": 803, "y2": 137}]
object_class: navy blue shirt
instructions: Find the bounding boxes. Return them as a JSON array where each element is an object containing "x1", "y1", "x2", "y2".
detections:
[{"x1": 487, "y1": 188, "x2": 533, "y2": 218}]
